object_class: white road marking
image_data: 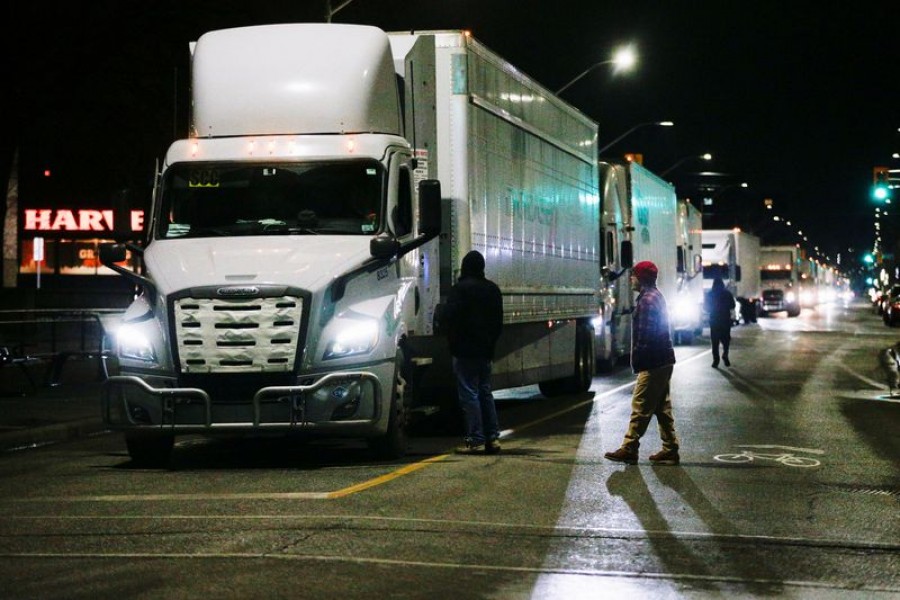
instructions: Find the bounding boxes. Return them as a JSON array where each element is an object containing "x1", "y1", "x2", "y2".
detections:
[
  {"x1": 0, "y1": 550, "x2": 894, "y2": 594},
  {"x1": 3, "y1": 513, "x2": 896, "y2": 550},
  {"x1": 734, "y1": 444, "x2": 824, "y2": 455}
]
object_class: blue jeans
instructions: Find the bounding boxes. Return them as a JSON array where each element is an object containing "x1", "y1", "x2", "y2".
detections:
[{"x1": 453, "y1": 357, "x2": 499, "y2": 445}]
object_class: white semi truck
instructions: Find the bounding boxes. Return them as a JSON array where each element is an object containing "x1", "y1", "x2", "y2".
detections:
[
  {"x1": 672, "y1": 199, "x2": 704, "y2": 344},
  {"x1": 99, "y1": 25, "x2": 601, "y2": 465},
  {"x1": 594, "y1": 160, "x2": 678, "y2": 370},
  {"x1": 759, "y1": 245, "x2": 802, "y2": 317},
  {"x1": 701, "y1": 229, "x2": 761, "y2": 323}
]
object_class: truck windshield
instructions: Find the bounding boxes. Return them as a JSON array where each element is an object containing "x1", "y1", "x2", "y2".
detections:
[
  {"x1": 156, "y1": 160, "x2": 384, "y2": 239},
  {"x1": 760, "y1": 269, "x2": 791, "y2": 281}
]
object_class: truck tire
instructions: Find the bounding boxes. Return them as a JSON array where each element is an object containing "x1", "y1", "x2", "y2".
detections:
[
  {"x1": 125, "y1": 433, "x2": 174, "y2": 468},
  {"x1": 572, "y1": 322, "x2": 595, "y2": 392},
  {"x1": 787, "y1": 306, "x2": 801, "y2": 317},
  {"x1": 368, "y1": 352, "x2": 408, "y2": 459}
]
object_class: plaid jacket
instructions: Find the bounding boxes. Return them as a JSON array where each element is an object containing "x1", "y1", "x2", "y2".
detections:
[{"x1": 631, "y1": 285, "x2": 676, "y2": 372}]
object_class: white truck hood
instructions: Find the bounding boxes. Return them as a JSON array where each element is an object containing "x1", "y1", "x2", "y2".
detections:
[{"x1": 144, "y1": 236, "x2": 373, "y2": 295}]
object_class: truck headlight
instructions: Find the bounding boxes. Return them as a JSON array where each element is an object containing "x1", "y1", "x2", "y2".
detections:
[
  {"x1": 785, "y1": 291, "x2": 796, "y2": 303},
  {"x1": 323, "y1": 318, "x2": 379, "y2": 360},
  {"x1": 117, "y1": 324, "x2": 157, "y2": 363},
  {"x1": 672, "y1": 297, "x2": 699, "y2": 322}
]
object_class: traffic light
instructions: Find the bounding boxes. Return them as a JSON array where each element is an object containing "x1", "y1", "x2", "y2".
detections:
[{"x1": 873, "y1": 166, "x2": 891, "y2": 201}]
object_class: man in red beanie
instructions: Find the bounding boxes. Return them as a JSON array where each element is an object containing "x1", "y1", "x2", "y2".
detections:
[{"x1": 604, "y1": 260, "x2": 680, "y2": 465}]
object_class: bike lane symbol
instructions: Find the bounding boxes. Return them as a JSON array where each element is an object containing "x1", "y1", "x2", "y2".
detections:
[{"x1": 714, "y1": 445, "x2": 823, "y2": 468}]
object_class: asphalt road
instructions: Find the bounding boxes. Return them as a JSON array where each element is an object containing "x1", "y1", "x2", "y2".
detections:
[{"x1": 0, "y1": 300, "x2": 897, "y2": 599}]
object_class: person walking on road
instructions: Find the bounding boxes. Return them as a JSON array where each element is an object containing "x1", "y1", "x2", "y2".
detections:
[
  {"x1": 604, "y1": 261, "x2": 680, "y2": 466},
  {"x1": 706, "y1": 275, "x2": 735, "y2": 368},
  {"x1": 442, "y1": 250, "x2": 504, "y2": 455}
]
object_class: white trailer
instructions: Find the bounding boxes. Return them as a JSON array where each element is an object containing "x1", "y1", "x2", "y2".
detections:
[
  {"x1": 701, "y1": 229, "x2": 762, "y2": 323},
  {"x1": 595, "y1": 160, "x2": 678, "y2": 369},
  {"x1": 759, "y1": 245, "x2": 801, "y2": 317},
  {"x1": 99, "y1": 25, "x2": 601, "y2": 465}
]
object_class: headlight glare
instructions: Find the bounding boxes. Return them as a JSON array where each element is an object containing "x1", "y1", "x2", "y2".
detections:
[
  {"x1": 117, "y1": 324, "x2": 157, "y2": 363},
  {"x1": 323, "y1": 318, "x2": 379, "y2": 360}
]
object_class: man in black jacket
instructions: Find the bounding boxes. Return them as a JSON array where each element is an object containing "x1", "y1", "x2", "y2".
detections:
[
  {"x1": 442, "y1": 250, "x2": 504, "y2": 454},
  {"x1": 706, "y1": 275, "x2": 735, "y2": 368}
]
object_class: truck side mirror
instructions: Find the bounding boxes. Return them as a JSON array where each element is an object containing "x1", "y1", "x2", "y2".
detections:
[
  {"x1": 370, "y1": 234, "x2": 400, "y2": 259},
  {"x1": 98, "y1": 242, "x2": 156, "y2": 301},
  {"x1": 418, "y1": 179, "x2": 442, "y2": 236},
  {"x1": 620, "y1": 240, "x2": 633, "y2": 268},
  {"x1": 99, "y1": 243, "x2": 127, "y2": 265}
]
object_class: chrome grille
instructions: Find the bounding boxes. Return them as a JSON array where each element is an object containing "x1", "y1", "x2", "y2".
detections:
[{"x1": 174, "y1": 295, "x2": 303, "y2": 373}]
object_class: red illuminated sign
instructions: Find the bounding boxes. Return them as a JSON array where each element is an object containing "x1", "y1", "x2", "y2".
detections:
[{"x1": 24, "y1": 209, "x2": 145, "y2": 232}]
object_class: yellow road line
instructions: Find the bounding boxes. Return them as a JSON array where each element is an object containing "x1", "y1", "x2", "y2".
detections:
[{"x1": 327, "y1": 453, "x2": 450, "y2": 498}]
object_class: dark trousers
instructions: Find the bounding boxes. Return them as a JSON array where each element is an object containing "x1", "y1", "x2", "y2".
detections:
[
  {"x1": 452, "y1": 357, "x2": 499, "y2": 445},
  {"x1": 710, "y1": 322, "x2": 731, "y2": 363}
]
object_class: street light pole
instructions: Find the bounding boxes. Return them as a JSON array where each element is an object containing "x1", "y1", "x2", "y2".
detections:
[
  {"x1": 324, "y1": 0, "x2": 357, "y2": 22},
  {"x1": 712, "y1": 182, "x2": 749, "y2": 199},
  {"x1": 660, "y1": 153, "x2": 712, "y2": 177},
  {"x1": 555, "y1": 45, "x2": 637, "y2": 95},
  {"x1": 597, "y1": 121, "x2": 674, "y2": 155}
]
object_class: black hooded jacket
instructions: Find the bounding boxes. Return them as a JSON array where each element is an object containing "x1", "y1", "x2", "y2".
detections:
[{"x1": 442, "y1": 251, "x2": 504, "y2": 359}]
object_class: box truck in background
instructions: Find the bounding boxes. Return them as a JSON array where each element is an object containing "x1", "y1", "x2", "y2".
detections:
[
  {"x1": 594, "y1": 160, "x2": 678, "y2": 369},
  {"x1": 701, "y1": 229, "x2": 761, "y2": 323},
  {"x1": 759, "y1": 245, "x2": 802, "y2": 317},
  {"x1": 100, "y1": 25, "x2": 601, "y2": 465}
]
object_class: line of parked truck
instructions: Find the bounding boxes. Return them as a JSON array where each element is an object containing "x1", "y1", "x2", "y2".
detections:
[
  {"x1": 96, "y1": 24, "x2": 841, "y2": 464},
  {"x1": 701, "y1": 229, "x2": 844, "y2": 323}
]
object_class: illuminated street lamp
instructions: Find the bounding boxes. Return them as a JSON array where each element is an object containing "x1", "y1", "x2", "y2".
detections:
[
  {"x1": 597, "y1": 121, "x2": 673, "y2": 155},
  {"x1": 555, "y1": 45, "x2": 638, "y2": 94},
  {"x1": 712, "y1": 181, "x2": 749, "y2": 199},
  {"x1": 660, "y1": 153, "x2": 713, "y2": 177}
]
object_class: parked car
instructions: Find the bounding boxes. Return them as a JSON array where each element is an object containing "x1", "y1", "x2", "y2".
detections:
[
  {"x1": 884, "y1": 291, "x2": 900, "y2": 326},
  {"x1": 878, "y1": 285, "x2": 900, "y2": 316}
]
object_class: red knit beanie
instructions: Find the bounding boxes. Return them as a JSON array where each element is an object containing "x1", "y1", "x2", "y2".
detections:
[{"x1": 632, "y1": 261, "x2": 658, "y2": 283}]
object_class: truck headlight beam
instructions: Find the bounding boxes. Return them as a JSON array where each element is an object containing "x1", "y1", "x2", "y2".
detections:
[
  {"x1": 117, "y1": 324, "x2": 158, "y2": 363},
  {"x1": 323, "y1": 318, "x2": 379, "y2": 360}
]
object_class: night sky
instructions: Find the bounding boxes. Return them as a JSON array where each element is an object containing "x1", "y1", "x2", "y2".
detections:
[{"x1": 5, "y1": 1, "x2": 899, "y2": 271}]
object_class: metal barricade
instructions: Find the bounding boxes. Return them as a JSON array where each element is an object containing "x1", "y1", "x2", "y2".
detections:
[{"x1": 0, "y1": 309, "x2": 124, "y2": 390}]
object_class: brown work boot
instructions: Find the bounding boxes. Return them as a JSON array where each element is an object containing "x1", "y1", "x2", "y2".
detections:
[
  {"x1": 604, "y1": 447, "x2": 638, "y2": 465},
  {"x1": 649, "y1": 448, "x2": 680, "y2": 465}
]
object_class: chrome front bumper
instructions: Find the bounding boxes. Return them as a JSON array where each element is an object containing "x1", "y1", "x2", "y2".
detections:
[{"x1": 102, "y1": 371, "x2": 385, "y2": 434}]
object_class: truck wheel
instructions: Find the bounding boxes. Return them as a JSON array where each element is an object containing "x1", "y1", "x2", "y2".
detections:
[
  {"x1": 787, "y1": 307, "x2": 801, "y2": 317},
  {"x1": 369, "y1": 352, "x2": 408, "y2": 460},
  {"x1": 572, "y1": 322, "x2": 595, "y2": 392},
  {"x1": 125, "y1": 433, "x2": 174, "y2": 468}
]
